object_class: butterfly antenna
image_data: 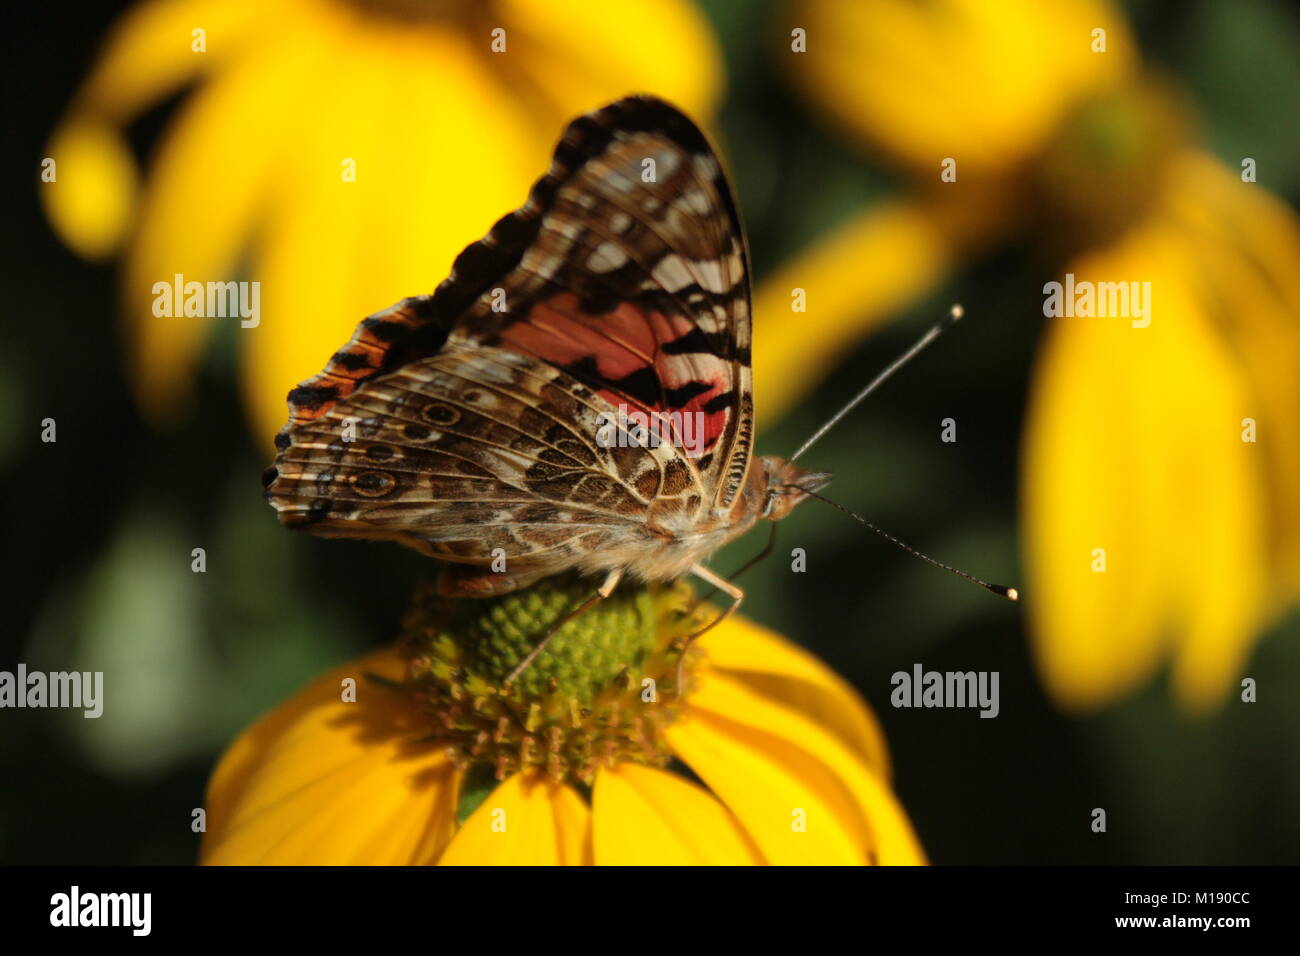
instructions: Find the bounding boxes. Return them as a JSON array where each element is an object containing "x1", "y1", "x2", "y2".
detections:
[
  {"x1": 787, "y1": 485, "x2": 1019, "y2": 601},
  {"x1": 790, "y1": 304, "x2": 964, "y2": 463}
]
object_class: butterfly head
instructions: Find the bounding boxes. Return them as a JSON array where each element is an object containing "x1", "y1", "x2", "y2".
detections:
[{"x1": 757, "y1": 456, "x2": 831, "y2": 521}]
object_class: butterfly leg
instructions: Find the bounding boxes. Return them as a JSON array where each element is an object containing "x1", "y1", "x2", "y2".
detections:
[
  {"x1": 504, "y1": 568, "x2": 624, "y2": 687},
  {"x1": 676, "y1": 563, "x2": 746, "y2": 695},
  {"x1": 686, "y1": 523, "x2": 776, "y2": 617}
]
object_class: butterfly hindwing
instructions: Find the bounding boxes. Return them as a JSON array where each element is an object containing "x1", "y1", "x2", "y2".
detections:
[{"x1": 269, "y1": 342, "x2": 708, "y2": 572}]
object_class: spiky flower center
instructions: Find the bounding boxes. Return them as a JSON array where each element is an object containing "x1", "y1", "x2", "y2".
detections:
[{"x1": 398, "y1": 573, "x2": 705, "y2": 785}]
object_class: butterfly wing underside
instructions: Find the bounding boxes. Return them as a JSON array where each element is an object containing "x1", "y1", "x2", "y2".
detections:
[{"x1": 264, "y1": 96, "x2": 756, "y2": 584}]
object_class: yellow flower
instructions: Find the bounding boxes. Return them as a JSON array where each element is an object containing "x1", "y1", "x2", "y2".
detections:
[
  {"x1": 1024, "y1": 153, "x2": 1300, "y2": 709},
  {"x1": 201, "y1": 578, "x2": 923, "y2": 865},
  {"x1": 762, "y1": 0, "x2": 1137, "y2": 416},
  {"x1": 42, "y1": 0, "x2": 722, "y2": 442},
  {"x1": 785, "y1": 0, "x2": 1136, "y2": 177},
  {"x1": 768, "y1": 0, "x2": 1300, "y2": 709}
]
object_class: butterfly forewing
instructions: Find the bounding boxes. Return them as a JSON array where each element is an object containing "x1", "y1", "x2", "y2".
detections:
[
  {"x1": 450, "y1": 115, "x2": 753, "y2": 511},
  {"x1": 265, "y1": 96, "x2": 758, "y2": 585}
]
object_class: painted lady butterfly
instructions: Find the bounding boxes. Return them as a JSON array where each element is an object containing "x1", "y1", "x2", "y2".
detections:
[{"x1": 263, "y1": 95, "x2": 829, "y2": 673}]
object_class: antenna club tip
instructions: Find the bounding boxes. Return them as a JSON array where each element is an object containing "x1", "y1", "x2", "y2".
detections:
[
  {"x1": 949, "y1": 304, "x2": 964, "y2": 321},
  {"x1": 1004, "y1": 587, "x2": 1019, "y2": 602}
]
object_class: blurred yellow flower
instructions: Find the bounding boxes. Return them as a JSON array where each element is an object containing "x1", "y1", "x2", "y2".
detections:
[
  {"x1": 762, "y1": 0, "x2": 1137, "y2": 414},
  {"x1": 200, "y1": 584, "x2": 923, "y2": 865},
  {"x1": 1025, "y1": 154, "x2": 1300, "y2": 709},
  {"x1": 42, "y1": 0, "x2": 722, "y2": 442},
  {"x1": 770, "y1": 0, "x2": 1300, "y2": 709},
  {"x1": 786, "y1": 0, "x2": 1136, "y2": 177}
]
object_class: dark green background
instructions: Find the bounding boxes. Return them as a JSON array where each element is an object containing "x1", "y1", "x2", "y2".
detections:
[{"x1": 3, "y1": 0, "x2": 1297, "y2": 864}]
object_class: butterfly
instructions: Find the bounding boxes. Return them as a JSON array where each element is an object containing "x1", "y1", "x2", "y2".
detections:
[{"x1": 263, "y1": 95, "x2": 829, "y2": 676}]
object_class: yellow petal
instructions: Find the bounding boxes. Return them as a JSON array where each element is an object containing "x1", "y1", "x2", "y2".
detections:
[
  {"x1": 591, "y1": 763, "x2": 764, "y2": 865},
  {"x1": 39, "y1": 117, "x2": 138, "y2": 260},
  {"x1": 73, "y1": 0, "x2": 270, "y2": 120},
  {"x1": 500, "y1": 0, "x2": 722, "y2": 126},
  {"x1": 1166, "y1": 154, "x2": 1300, "y2": 600},
  {"x1": 438, "y1": 774, "x2": 592, "y2": 866},
  {"x1": 1022, "y1": 211, "x2": 1268, "y2": 711},
  {"x1": 244, "y1": 23, "x2": 538, "y2": 445},
  {"x1": 782, "y1": 0, "x2": 1136, "y2": 173},
  {"x1": 201, "y1": 648, "x2": 459, "y2": 865},
  {"x1": 669, "y1": 671, "x2": 924, "y2": 865},
  {"x1": 700, "y1": 616, "x2": 891, "y2": 778},
  {"x1": 753, "y1": 190, "x2": 1011, "y2": 425},
  {"x1": 122, "y1": 14, "x2": 339, "y2": 424}
]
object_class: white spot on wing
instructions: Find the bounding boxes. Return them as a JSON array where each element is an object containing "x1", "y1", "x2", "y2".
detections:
[
  {"x1": 588, "y1": 241, "x2": 629, "y2": 273},
  {"x1": 679, "y1": 188, "x2": 712, "y2": 216},
  {"x1": 652, "y1": 253, "x2": 730, "y2": 294}
]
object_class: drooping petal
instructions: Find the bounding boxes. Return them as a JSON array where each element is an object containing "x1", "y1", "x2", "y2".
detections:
[
  {"x1": 244, "y1": 21, "x2": 538, "y2": 444},
  {"x1": 667, "y1": 716, "x2": 861, "y2": 864},
  {"x1": 40, "y1": 117, "x2": 139, "y2": 260},
  {"x1": 201, "y1": 648, "x2": 459, "y2": 865},
  {"x1": 751, "y1": 190, "x2": 1012, "y2": 425},
  {"x1": 123, "y1": 14, "x2": 339, "y2": 424},
  {"x1": 1166, "y1": 154, "x2": 1300, "y2": 601},
  {"x1": 669, "y1": 671, "x2": 924, "y2": 865},
  {"x1": 699, "y1": 616, "x2": 891, "y2": 778},
  {"x1": 42, "y1": 0, "x2": 273, "y2": 259},
  {"x1": 71, "y1": 0, "x2": 270, "y2": 120},
  {"x1": 438, "y1": 774, "x2": 593, "y2": 866},
  {"x1": 1022, "y1": 204, "x2": 1268, "y2": 711},
  {"x1": 592, "y1": 763, "x2": 764, "y2": 865}
]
